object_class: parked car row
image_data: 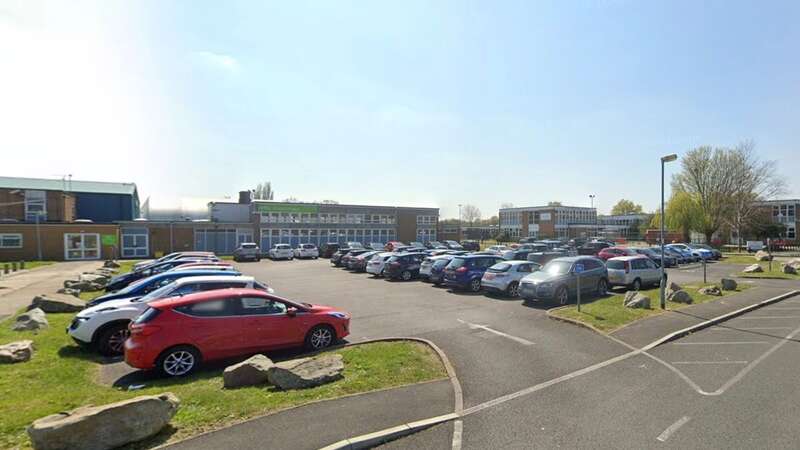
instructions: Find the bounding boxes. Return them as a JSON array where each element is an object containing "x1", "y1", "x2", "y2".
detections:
[{"x1": 69, "y1": 251, "x2": 350, "y2": 378}]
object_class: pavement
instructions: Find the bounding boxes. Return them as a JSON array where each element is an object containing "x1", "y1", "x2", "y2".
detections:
[{"x1": 0, "y1": 260, "x2": 100, "y2": 321}]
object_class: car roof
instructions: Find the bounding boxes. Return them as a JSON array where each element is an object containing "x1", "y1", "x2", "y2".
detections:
[
  {"x1": 147, "y1": 269, "x2": 241, "y2": 280},
  {"x1": 501, "y1": 260, "x2": 535, "y2": 265},
  {"x1": 171, "y1": 275, "x2": 253, "y2": 285},
  {"x1": 458, "y1": 254, "x2": 500, "y2": 259},
  {"x1": 608, "y1": 255, "x2": 648, "y2": 261},
  {"x1": 549, "y1": 256, "x2": 595, "y2": 263},
  {"x1": 150, "y1": 288, "x2": 302, "y2": 309}
]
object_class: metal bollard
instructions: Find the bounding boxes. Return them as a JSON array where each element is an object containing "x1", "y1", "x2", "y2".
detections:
[
  {"x1": 11, "y1": 262, "x2": 18, "y2": 272},
  {"x1": 3, "y1": 263, "x2": 8, "y2": 274},
  {"x1": 20, "y1": 260, "x2": 25, "y2": 270}
]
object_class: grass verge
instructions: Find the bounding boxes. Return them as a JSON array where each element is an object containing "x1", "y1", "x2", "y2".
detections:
[
  {"x1": 551, "y1": 283, "x2": 752, "y2": 333},
  {"x1": 0, "y1": 311, "x2": 446, "y2": 449},
  {"x1": 719, "y1": 253, "x2": 763, "y2": 265}
]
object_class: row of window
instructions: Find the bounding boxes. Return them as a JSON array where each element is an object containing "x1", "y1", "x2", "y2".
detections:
[
  {"x1": 25, "y1": 190, "x2": 46, "y2": 222},
  {"x1": 772, "y1": 204, "x2": 796, "y2": 219},
  {"x1": 417, "y1": 215, "x2": 437, "y2": 225},
  {"x1": 554, "y1": 209, "x2": 595, "y2": 225},
  {"x1": 260, "y1": 213, "x2": 397, "y2": 225},
  {"x1": 0, "y1": 233, "x2": 23, "y2": 248}
]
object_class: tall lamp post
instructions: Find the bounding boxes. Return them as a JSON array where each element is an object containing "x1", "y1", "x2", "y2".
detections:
[
  {"x1": 458, "y1": 204, "x2": 463, "y2": 241},
  {"x1": 659, "y1": 153, "x2": 678, "y2": 309},
  {"x1": 589, "y1": 194, "x2": 595, "y2": 208}
]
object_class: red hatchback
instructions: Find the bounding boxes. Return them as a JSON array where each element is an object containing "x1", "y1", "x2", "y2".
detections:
[
  {"x1": 124, "y1": 289, "x2": 350, "y2": 377},
  {"x1": 597, "y1": 246, "x2": 638, "y2": 261}
]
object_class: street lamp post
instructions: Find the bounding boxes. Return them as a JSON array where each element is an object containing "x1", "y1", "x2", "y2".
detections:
[
  {"x1": 458, "y1": 204, "x2": 463, "y2": 241},
  {"x1": 589, "y1": 194, "x2": 595, "y2": 208},
  {"x1": 660, "y1": 153, "x2": 678, "y2": 309}
]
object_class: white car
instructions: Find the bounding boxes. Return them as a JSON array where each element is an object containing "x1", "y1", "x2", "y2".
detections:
[
  {"x1": 269, "y1": 244, "x2": 294, "y2": 260},
  {"x1": 68, "y1": 275, "x2": 272, "y2": 356},
  {"x1": 606, "y1": 256, "x2": 662, "y2": 290},
  {"x1": 485, "y1": 245, "x2": 510, "y2": 255},
  {"x1": 366, "y1": 252, "x2": 394, "y2": 276},
  {"x1": 294, "y1": 243, "x2": 319, "y2": 259}
]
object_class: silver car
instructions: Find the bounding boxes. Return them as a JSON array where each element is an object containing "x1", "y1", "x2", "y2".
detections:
[
  {"x1": 366, "y1": 252, "x2": 394, "y2": 276},
  {"x1": 480, "y1": 261, "x2": 540, "y2": 297},
  {"x1": 606, "y1": 256, "x2": 662, "y2": 290},
  {"x1": 420, "y1": 255, "x2": 451, "y2": 279}
]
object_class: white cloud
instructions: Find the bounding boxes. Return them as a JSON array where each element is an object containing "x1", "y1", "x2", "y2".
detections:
[{"x1": 192, "y1": 51, "x2": 241, "y2": 74}]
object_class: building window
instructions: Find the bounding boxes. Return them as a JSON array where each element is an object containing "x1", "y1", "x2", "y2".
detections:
[
  {"x1": 25, "y1": 190, "x2": 46, "y2": 222},
  {"x1": 0, "y1": 233, "x2": 23, "y2": 248}
]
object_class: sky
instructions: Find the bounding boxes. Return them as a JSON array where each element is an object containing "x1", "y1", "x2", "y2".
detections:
[{"x1": 2, "y1": 0, "x2": 799, "y2": 218}]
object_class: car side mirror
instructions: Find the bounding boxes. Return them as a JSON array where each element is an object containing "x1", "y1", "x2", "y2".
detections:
[{"x1": 286, "y1": 307, "x2": 297, "y2": 317}]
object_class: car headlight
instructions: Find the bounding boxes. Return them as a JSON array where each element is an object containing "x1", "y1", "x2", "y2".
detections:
[
  {"x1": 75, "y1": 316, "x2": 91, "y2": 322},
  {"x1": 328, "y1": 312, "x2": 349, "y2": 319}
]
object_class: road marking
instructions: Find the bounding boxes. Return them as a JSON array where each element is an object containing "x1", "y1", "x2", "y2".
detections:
[
  {"x1": 451, "y1": 420, "x2": 462, "y2": 450},
  {"x1": 765, "y1": 307, "x2": 800, "y2": 310},
  {"x1": 736, "y1": 316, "x2": 800, "y2": 319},
  {"x1": 657, "y1": 416, "x2": 691, "y2": 442},
  {"x1": 738, "y1": 327, "x2": 793, "y2": 330},
  {"x1": 457, "y1": 319, "x2": 535, "y2": 346},
  {"x1": 671, "y1": 341, "x2": 769, "y2": 345},
  {"x1": 671, "y1": 361, "x2": 748, "y2": 365}
]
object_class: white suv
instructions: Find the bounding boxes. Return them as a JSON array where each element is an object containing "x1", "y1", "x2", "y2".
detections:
[
  {"x1": 294, "y1": 243, "x2": 319, "y2": 259},
  {"x1": 67, "y1": 275, "x2": 272, "y2": 356},
  {"x1": 268, "y1": 244, "x2": 294, "y2": 260},
  {"x1": 366, "y1": 252, "x2": 394, "y2": 276}
]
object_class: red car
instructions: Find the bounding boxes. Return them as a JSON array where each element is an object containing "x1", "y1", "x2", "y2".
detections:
[
  {"x1": 124, "y1": 289, "x2": 350, "y2": 377},
  {"x1": 597, "y1": 246, "x2": 638, "y2": 261}
]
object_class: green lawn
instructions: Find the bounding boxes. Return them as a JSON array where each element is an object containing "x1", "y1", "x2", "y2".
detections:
[
  {"x1": 551, "y1": 283, "x2": 752, "y2": 333},
  {"x1": 738, "y1": 262, "x2": 800, "y2": 280},
  {"x1": 719, "y1": 253, "x2": 763, "y2": 265},
  {"x1": 0, "y1": 310, "x2": 445, "y2": 449}
]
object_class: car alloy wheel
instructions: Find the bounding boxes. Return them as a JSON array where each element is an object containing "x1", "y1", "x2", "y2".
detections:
[
  {"x1": 556, "y1": 286, "x2": 568, "y2": 305},
  {"x1": 306, "y1": 326, "x2": 334, "y2": 350},
  {"x1": 162, "y1": 349, "x2": 196, "y2": 376},
  {"x1": 470, "y1": 278, "x2": 481, "y2": 292},
  {"x1": 99, "y1": 323, "x2": 130, "y2": 356},
  {"x1": 632, "y1": 278, "x2": 641, "y2": 291},
  {"x1": 402, "y1": 270, "x2": 412, "y2": 281},
  {"x1": 507, "y1": 281, "x2": 520, "y2": 297}
]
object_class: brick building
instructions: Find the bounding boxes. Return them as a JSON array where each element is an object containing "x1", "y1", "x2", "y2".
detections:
[{"x1": 499, "y1": 205, "x2": 598, "y2": 240}]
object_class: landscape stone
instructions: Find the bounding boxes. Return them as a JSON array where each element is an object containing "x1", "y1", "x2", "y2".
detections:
[
  {"x1": 0, "y1": 340, "x2": 34, "y2": 363},
  {"x1": 13, "y1": 308, "x2": 48, "y2": 331},
  {"x1": 698, "y1": 285, "x2": 722, "y2": 296},
  {"x1": 79, "y1": 273, "x2": 109, "y2": 285},
  {"x1": 223, "y1": 354, "x2": 274, "y2": 388},
  {"x1": 754, "y1": 250, "x2": 772, "y2": 261},
  {"x1": 721, "y1": 278, "x2": 738, "y2": 291},
  {"x1": 64, "y1": 280, "x2": 104, "y2": 292},
  {"x1": 267, "y1": 354, "x2": 344, "y2": 390},
  {"x1": 103, "y1": 260, "x2": 120, "y2": 269},
  {"x1": 786, "y1": 258, "x2": 800, "y2": 270},
  {"x1": 56, "y1": 287, "x2": 81, "y2": 298},
  {"x1": 27, "y1": 392, "x2": 179, "y2": 450},
  {"x1": 623, "y1": 291, "x2": 650, "y2": 309},
  {"x1": 667, "y1": 289, "x2": 693, "y2": 304},
  {"x1": 29, "y1": 294, "x2": 85, "y2": 313},
  {"x1": 783, "y1": 264, "x2": 798, "y2": 275},
  {"x1": 743, "y1": 264, "x2": 764, "y2": 273}
]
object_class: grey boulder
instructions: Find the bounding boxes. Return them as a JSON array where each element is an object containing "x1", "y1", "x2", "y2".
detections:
[
  {"x1": 63, "y1": 279, "x2": 104, "y2": 292},
  {"x1": 754, "y1": 250, "x2": 772, "y2": 261},
  {"x1": 56, "y1": 287, "x2": 81, "y2": 298},
  {"x1": 13, "y1": 308, "x2": 48, "y2": 331},
  {"x1": 698, "y1": 285, "x2": 722, "y2": 296},
  {"x1": 721, "y1": 278, "x2": 738, "y2": 291},
  {"x1": 103, "y1": 260, "x2": 120, "y2": 269},
  {"x1": 27, "y1": 392, "x2": 179, "y2": 450},
  {"x1": 79, "y1": 273, "x2": 109, "y2": 285},
  {"x1": 30, "y1": 294, "x2": 85, "y2": 313},
  {"x1": 786, "y1": 258, "x2": 800, "y2": 270},
  {"x1": 743, "y1": 264, "x2": 764, "y2": 273},
  {"x1": 0, "y1": 340, "x2": 34, "y2": 363},
  {"x1": 267, "y1": 354, "x2": 344, "y2": 390},
  {"x1": 223, "y1": 354, "x2": 274, "y2": 388},
  {"x1": 623, "y1": 291, "x2": 650, "y2": 309},
  {"x1": 667, "y1": 289, "x2": 693, "y2": 304},
  {"x1": 783, "y1": 264, "x2": 798, "y2": 275}
]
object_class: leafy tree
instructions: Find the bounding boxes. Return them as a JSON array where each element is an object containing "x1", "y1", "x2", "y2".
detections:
[
  {"x1": 461, "y1": 204, "x2": 482, "y2": 224},
  {"x1": 649, "y1": 192, "x2": 702, "y2": 242},
  {"x1": 253, "y1": 182, "x2": 274, "y2": 200},
  {"x1": 494, "y1": 230, "x2": 511, "y2": 242},
  {"x1": 611, "y1": 199, "x2": 643, "y2": 215}
]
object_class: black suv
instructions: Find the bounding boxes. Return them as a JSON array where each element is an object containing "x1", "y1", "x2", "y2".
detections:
[
  {"x1": 321, "y1": 243, "x2": 341, "y2": 258},
  {"x1": 384, "y1": 252, "x2": 426, "y2": 281},
  {"x1": 461, "y1": 240, "x2": 480, "y2": 251}
]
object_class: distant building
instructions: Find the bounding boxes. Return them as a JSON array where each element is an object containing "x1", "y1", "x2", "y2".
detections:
[
  {"x1": 597, "y1": 213, "x2": 651, "y2": 240},
  {"x1": 499, "y1": 205, "x2": 597, "y2": 240}
]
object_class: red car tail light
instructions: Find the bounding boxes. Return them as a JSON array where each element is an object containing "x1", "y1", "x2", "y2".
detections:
[
  {"x1": 455, "y1": 266, "x2": 468, "y2": 273},
  {"x1": 130, "y1": 324, "x2": 162, "y2": 336}
]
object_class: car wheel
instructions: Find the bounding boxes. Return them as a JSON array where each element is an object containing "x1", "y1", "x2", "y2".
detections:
[
  {"x1": 507, "y1": 281, "x2": 520, "y2": 297},
  {"x1": 555, "y1": 286, "x2": 569, "y2": 305},
  {"x1": 631, "y1": 278, "x2": 641, "y2": 291},
  {"x1": 401, "y1": 270, "x2": 412, "y2": 281},
  {"x1": 469, "y1": 278, "x2": 481, "y2": 292},
  {"x1": 305, "y1": 325, "x2": 336, "y2": 351},
  {"x1": 596, "y1": 278, "x2": 608, "y2": 296},
  {"x1": 157, "y1": 345, "x2": 200, "y2": 377},
  {"x1": 97, "y1": 322, "x2": 130, "y2": 356}
]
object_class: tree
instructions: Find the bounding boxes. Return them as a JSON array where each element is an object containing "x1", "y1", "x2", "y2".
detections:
[
  {"x1": 282, "y1": 197, "x2": 299, "y2": 203},
  {"x1": 611, "y1": 199, "x2": 643, "y2": 215},
  {"x1": 494, "y1": 230, "x2": 511, "y2": 243},
  {"x1": 461, "y1": 204, "x2": 482, "y2": 224},
  {"x1": 649, "y1": 191, "x2": 703, "y2": 242},
  {"x1": 547, "y1": 201, "x2": 562, "y2": 207},
  {"x1": 253, "y1": 182, "x2": 274, "y2": 200},
  {"x1": 500, "y1": 202, "x2": 514, "y2": 209}
]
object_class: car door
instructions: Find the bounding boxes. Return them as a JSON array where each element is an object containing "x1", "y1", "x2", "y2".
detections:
[
  {"x1": 174, "y1": 297, "x2": 245, "y2": 360},
  {"x1": 641, "y1": 258, "x2": 660, "y2": 285},
  {"x1": 237, "y1": 296, "x2": 303, "y2": 351},
  {"x1": 579, "y1": 258, "x2": 601, "y2": 293}
]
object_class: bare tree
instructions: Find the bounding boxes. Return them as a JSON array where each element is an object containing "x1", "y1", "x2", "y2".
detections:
[
  {"x1": 253, "y1": 182, "x2": 274, "y2": 200},
  {"x1": 547, "y1": 201, "x2": 562, "y2": 207},
  {"x1": 282, "y1": 197, "x2": 299, "y2": 203},
  {"x1": 461, "y1": 204, "x2": 482, "y2": 224}
]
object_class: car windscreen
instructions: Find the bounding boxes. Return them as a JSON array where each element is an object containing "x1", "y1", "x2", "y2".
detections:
[
  {"x1": 387, "y1": 256, "x2": 400, "y2": 263},
  {"x1": 606, "y1": 260, "x2": 626, "y2": 270},
  {"x1": 276, "y1": 245, "x2": 290, "y2": 249},
  {"x1": 433, "y1": 259, "x2": 450, "y2": 268},
  {"x1": 542, "y1": 260, "x2": 571, "y2": 275},
  {"x1": 137, "y1": 281, "x2": 177, "y2": 302},
  {"x1": 241, "y1": 244, "x2": 257, "y2": 249},
  {"x1": 488, "y1": 263, "x2": 511, "y2": 273}
]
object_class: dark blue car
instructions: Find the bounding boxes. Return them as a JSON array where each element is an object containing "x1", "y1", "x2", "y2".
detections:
[
  {"x1": 443, "y1": 255, "x2": 505, "y2": 292},
  {"x1": 104, "y1": 258, "x2": 212, "y2": 291},
  {"x1": 87, "y1": 269, "x2": 241, "y2": 307}
]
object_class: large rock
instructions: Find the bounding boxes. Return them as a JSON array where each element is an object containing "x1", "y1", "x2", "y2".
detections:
[
  {"x1": 623, "y1": 291, "x2": 650, "y2": 309},
  {"x1": 223, "y1": 354, "x2": 274, "y2": 388},
  {"x1": 787, "y1": 258, "x2": 800, "y2": 270},
  {"x1": 79, "y1": 273, "x2": 109, "y2": 285},
  {"x1": 667, "y1": 289, "x2": 693, "y2": 304},
  {"x1": 27, "y1": 392, "x2": 179, "y2": 450},
  {"x1": 783, "y1": 264, "x2": 798, "y2": 275},
  {"x1": 267, "y1": 354, "x2": 344, "y2": 390},
  {"x1": 754, "y1": 250, "x2": 772, "y2": 261},
  {"x1": 56, "y1": 287, "x2": 81, "y2": 298},
  {"x1": 0, "y1": 340, "x2": 34, "y2": 363},
  {"x1": 63, "y1": 280, "x2": 104, "y2": 292},
  {"x1": 743, "y1": 264, "x2": 764, "y2": 274},
  {"x1": 13, "y1": 308, "x2": 48, "y2": 331},
  {"x1": 667, "y1": 282, "x2": 682, "y2": 292},
  {"x1": 721, "y1": 278, "x2": 737, "y2": 291},
  {"x1": 103, "y1": 260, "x2": 120, "y2": 269},
  {"x1": 698, "y1": 285, "x2": 722, "y2": 296},
  {"x1": 29, "y1": 294, "x2": 84, "y2": 313}
]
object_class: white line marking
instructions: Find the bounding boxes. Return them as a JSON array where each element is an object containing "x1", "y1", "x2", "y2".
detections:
[
  {"x1": 764, "y1": 307, "x2": 800, "y2": 310},
  {"x1": 657, "y1": 416, "x2": 691, "y2": 442},
  {"x1": 457, "y1": 319, "x2": 535, "y2": 346},
  {"x1": 451, "y1": 420, "x2": 462, "y2": 450},
  {"x1": 671, "y1": 361, "x2": 748, "y2": 365},
  {"x1": 736, "y1": 316, "x2": 800, "y2": 319},
  {"x1": 671, "y1": 341, "x2": 769, "y2": 345},
  {"x1": 738, "y1": 327, "x2": 793, "y2": 330}
]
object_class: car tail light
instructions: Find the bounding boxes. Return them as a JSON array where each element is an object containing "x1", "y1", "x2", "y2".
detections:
[
  {"x1": 129, "y1": 324, "x2": 161, "y2": 336},
  {"x1": 456, "y1": 266, "x2": 467, "y2": 273}
]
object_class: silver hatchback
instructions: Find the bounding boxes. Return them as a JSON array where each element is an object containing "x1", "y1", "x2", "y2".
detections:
[
  {"x1": 480, "y1": 261, "x2": 540, "y2": 297},
  {"x1": 606, "y1": 256, "x2": 662, "y2": 290}
]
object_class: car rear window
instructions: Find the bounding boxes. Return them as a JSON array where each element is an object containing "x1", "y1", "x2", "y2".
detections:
[
  {"x1": 448, "y1": 257, "x2": 467, "y2": 268},
  {"x1": 276, "y1": 244, "x2": 290, "y2": 249},
  {"x1": 302, "y1": 244, "x2": 316, "y2": 249},
  {"x1": 488, "y1": 263, "x2": 511, "y2": 273},
  {"x1": 241, "y1": 243, "x2": 257, "y2": 249},
  {"x1": 607, "y1": 260, "x2": 626, "y2": 270},
  {"x1": 387, "y1": 256, "x2": 399, "y2": 263}
]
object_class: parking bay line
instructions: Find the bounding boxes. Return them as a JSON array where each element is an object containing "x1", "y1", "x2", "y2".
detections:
[
  {"x1": 733, "y1": 316, "x2": 800, "y2": 319},
  {"x1": 457, "y1": 319, "x2": 535, "y2": 346},
  {"x1": 671, "y1": 361, "x2": 748, "y2": 365},
  {"x1": 657, "y1": 416, "x2": 691, "y2": 442},
  {"x1": 671, "y1": 341, "x2": 769, "y2": 346}
]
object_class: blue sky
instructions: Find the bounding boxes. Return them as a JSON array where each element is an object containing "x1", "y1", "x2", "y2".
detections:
[{"x1": 2, "y1": 0, "x2": 798, "y2": 218}]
